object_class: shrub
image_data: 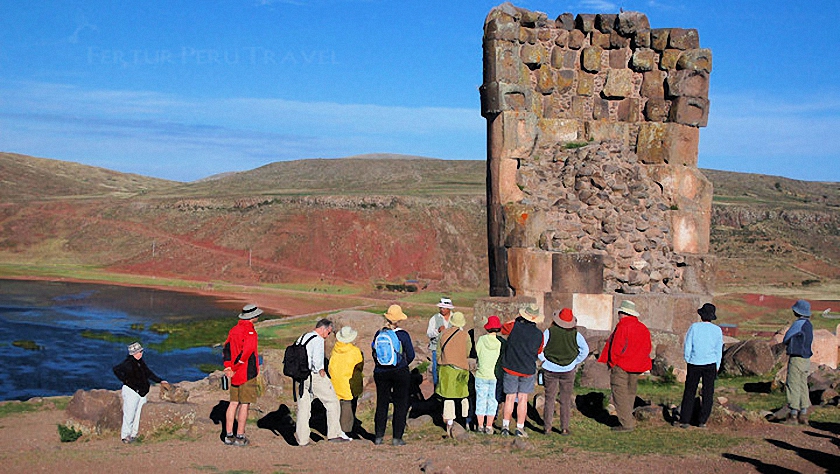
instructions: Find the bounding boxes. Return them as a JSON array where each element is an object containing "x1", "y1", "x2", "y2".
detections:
[{"x1": 57, "y1": 423, "x2": 83, "y2": 443}]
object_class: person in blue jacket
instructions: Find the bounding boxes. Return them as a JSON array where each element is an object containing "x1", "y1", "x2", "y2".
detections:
[
  {"x1": 677, "y1": 303, "x2": 723, "y2": 428},
  {"x1": 783, "y1": 299, "x2": 814, "y2": 425}
]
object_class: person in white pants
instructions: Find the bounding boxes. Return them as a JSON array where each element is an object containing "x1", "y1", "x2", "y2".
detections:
[
  {"x1": 295, "y1": 319, "x2": 350, "y2": 446},
  {"x1": 112, "y1": 342, "x2": 169, "y2": 443}
]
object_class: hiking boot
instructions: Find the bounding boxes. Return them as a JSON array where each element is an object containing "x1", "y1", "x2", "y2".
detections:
[
  {"x1": 233, "y1": 435, "x2": 249, "y2": 447},
  {"x1": 391, "y1": 438, "x2": 406, "y2": 446},
  {"x1": 543, "y1": 426, "x2": 552, "y2": 436},
  {"x1": 560, "y1": 429, "x2": 571, "y2": 437},
  {"x1": 798, "y1": 408, "x2": 809, "y2": 425},
  {"x1": 374, "y1": 437, "x2": 384, "y2": 445},
  {"x1": 500, "y1": 428, "x2": 511, "y2": 437},
  {"x1": 484, "y1": 426, "x2": 494, "y2": 435},
  {"x1": 515, "y1": 429, "x2": 528, "y2": 438},
  {"x1": 223, "y1": 434, "x2": 235, "y2": 445},
  {"x1": 784, "y1": 411, "x2": 800, "y2": 425}
]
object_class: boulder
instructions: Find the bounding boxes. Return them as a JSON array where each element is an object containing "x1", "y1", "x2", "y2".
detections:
[
  {"x1": 721, "y1": 339, "x2": 775, "y2": 376},
  {"x1": 159, "y1": 383, "x2": 190, "y2": 403},
  {"x1": 66, "y1": 389, "x2": 122, "y2": 433},
  {"x1": 139, "y1": 402, "x2": 197, "y2": 434},
  {"x1": 578, "y1": 356, "x2": 610, "y2": 389}
]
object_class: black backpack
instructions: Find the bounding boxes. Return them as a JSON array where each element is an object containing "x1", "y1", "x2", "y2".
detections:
[{"x1": 283, "y1": 334, "x2": 317, "y2": 381}]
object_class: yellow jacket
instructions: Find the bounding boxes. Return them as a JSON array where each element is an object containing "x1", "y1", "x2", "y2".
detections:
[{"x1": 329, "y1": 341, "x2": 364, "y2": 400}]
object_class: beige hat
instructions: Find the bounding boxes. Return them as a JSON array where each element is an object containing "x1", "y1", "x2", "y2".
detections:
[
  {"x1": 238, "y1": 303, "x2": 263, "y2": 320},
  {"x1": 335, "y1": 326, "x2": 358, "y2": 343},
  {"x1": 519, "y1": 303, "x2": 544, "y2": 323},
  {"x1": 618, "y1": 300, "x2": 640, "y2": 317},
  {"x1": 384, "y1": 304, "x2": 407, "y2": 323},
  {"x1": 436, "y1": 297, "x2": 455, "y2": 309},
  {"x1": 450, "y1": 311, "x2": 466, "y2": 328}
]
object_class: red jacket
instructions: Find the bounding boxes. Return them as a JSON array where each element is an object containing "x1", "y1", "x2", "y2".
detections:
[
  {"x1": 598, "y1": 315, "x2": 652, "y2": 373},
  {"x1": 223, "y1": 319, "x2": 260, "y2": 386}
]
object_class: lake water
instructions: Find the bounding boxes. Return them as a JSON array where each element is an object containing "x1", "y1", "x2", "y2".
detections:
[{"x1": 0, "y1": 279, "x2": 240, "y2": 401}]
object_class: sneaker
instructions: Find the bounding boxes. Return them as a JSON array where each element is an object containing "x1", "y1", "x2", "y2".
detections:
[
  {"x1": 515, "y1": 429, "x2": 528, "y2": 438},
  {"x1": 679, "y1": 423, "x2": 690, "y2": 429},
  {"x1": 560, "y1": 429, "x2": 571, "y2": 436},
  {"x1": 223, "y1": 433, "x2": 235, "y2": 445},
  {"x1": 328, "y1": 436, "x2": 350, "y2": 443},
  {"x1": 698, "y1": 423, "x2": 707, "y2": 429},
  {"x1": 374, "y1": 437, "x2": 384, "y2": 445},
  {"x1": 484, "y1": 426, "x2": 495, "y2": 435},
  {"x1": 500, "y1": 428, "x2": 511, "y2": 437},
  {"x1": 233, "y1": 435, "x2": 249, "y2": 447},
  {"x1": 121, "y1": 437, "x2": 132, "y2": 444},
  {"x1": 392, "y1": 438, "x2": 406, "y2": 446}
]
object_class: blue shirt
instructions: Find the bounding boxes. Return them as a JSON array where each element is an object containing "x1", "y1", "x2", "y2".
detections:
[
  {"x1": 538, "y1": 330, "x2": 589, "y2": 373},
  {"x1": 683, "y1": 321, "x2": 723, "y2": 369}
]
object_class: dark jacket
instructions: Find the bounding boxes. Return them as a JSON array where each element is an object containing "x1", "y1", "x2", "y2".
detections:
[
  {"x1": 501, "y1": 317, "x2": 544, "y2": 376},
  {"x1": 783, "y1": 318, "x2": 814, "y2": 358},
  {"x1": 372, "y1": 328, "x2": 415, "y2": 374},
  {"x1": 113, "y1": 355, "x2": 162, "y2": 397}
]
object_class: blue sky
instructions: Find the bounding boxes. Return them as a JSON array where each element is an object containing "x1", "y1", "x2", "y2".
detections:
[{"x1": 1, "y1": 1, "x2": 838, "y2": 182}]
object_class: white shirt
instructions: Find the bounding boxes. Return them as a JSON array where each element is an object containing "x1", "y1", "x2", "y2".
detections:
[{"x1": 298, "y1": 331, "x2": 325, "y2": 373}]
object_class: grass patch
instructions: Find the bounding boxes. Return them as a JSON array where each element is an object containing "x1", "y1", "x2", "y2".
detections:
[
  {"x1": 0, "y1": 401, "x2": 40, "y2": 418},
  {"x1": 12, "y1": 339, "x2": 42, "y2": 351},
  {"x1": 80, "y1": 330, "x2": 135, "y2": 345},
  {"x1": 146, "y1": 317, "x2": 265, "y2": 351}
]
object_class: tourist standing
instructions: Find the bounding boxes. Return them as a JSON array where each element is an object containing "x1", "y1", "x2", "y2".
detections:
[
  {"x1": 539, "y1": 308, "x2": 589, "y2": 436},
  {"x1": 295, "y1": 319, "x2": 350, "y2": 446},
  {"x1": 783, "y1": 299, "x2": 814, "y2": 425},
  {"x1": 329, "y1": 326, "x2": 364, "y2": 437},
  {"x1": 373, "y1": 304, "x2": 415, "y2": 446},
  {"x1": 677, "y1": 303, "x2": 723, "y2": 429},
  {"x1": 475, "y1": 315, "x2": 504, "y2": 434},
  {"x1": 597, "y1": 300, "x2": 652, "y2": 432},
  {"x1": 436, "y1": 311, "x2": 472, "y2": 437},
  {"x1": 427, "y1": 297, "x2": 454, "y2": 386},
  {"x1": 499, "y1": 303, "x2": 544, "y2": 438},
  {"x1": 222, "y1": 303, "x2": 262, "y2": 446},
  {"x1": 113, "y1": 342, "x2": 169, "y2": 443}
]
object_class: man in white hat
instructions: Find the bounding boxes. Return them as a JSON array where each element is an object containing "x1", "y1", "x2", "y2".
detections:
[
  {"x1": 427, "y1": 297, "x2": 455, "y2": 386},
  {"x1": 597, "y1": 300, "x2": 651, "y2": 432}
]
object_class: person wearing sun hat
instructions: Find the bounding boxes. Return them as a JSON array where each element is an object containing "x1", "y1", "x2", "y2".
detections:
[
  {"x1": 330, "y1": 326, "x2": 364, "y2": 437},
  {"x1": 474, "y1": 315, "x2": 504, "y2": 434},
  {"x1": 222, "y1": 303, "x2": 263, "y2": 446},
  {"x1": 112, "y1": 342, "x2": 169, "y2": 443},
  {"x1": 436, "y1": 311, "x2": 472, "y2": 438},
  {"x1": 677, "y1": 303, "x2": 723, "y2": 429},
  {"x1": 499, "y1": 302, "x2": 545, "y2": 438},
  {"x1": 783, "y1": 299, "x2": 814, "y2": 425},
  {"x1": 372, "y1": 304, "x2": 415, "y2": 446},
  {"x1": 538, "y1": 308, "x2": 589, "y2": 436},
  {"x1": 597, "y1": 300, "x2": 652, "y2": 432},
  {"x1": 427, "y1": 297, "x2": 455, "y2": 386}
]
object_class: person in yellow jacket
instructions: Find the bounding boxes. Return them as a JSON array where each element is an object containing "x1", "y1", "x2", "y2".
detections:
[{"x1": 330, "y1": 326, "x2": 364, "y2": 437}]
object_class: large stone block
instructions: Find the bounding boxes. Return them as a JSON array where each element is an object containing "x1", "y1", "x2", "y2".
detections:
[
  {"x1": 671, "y1": 211, "x2": 711, "y2": 254},
  {"x1": 484, "y1": 40, "x2": 526, "y2": 84},
  {"x1": 618, "y1": 294, "x2": 675, "y2": 332},
  {"x1": 538, "y1": 118, "x2": 581, "y2": 144},
  {"x1": 592, "y1": 97, "x2": 610, "y2": 120},
  {"x1": 497, "y1": 156, "x2": 525, "y2": 204},
  {"x1": 617, "y1": 98, "x2": 641, "y2": 122},
  {"x1": 631, "y1": 48, "x2": 657, "y2": 72},
  {"x1": 671, "y1": 295, "x2": 713, "y2": 335},
  {"x1": 641, "y1": 70, "x2": 666, "y2": 99},
  {"x1": 677, "y1": 48, "x2": 713, "y2": 73},
  {"x1": 603, "y1": 69, "x2": 634, "y2": 98},
  {"x1": 596, "y1": 13, "x2": 617, "y2": 33},
  {"x1": 679, "y1": 254, "x2": 716, "y2": 294},
  {"x1": 521, "y1": 44, "x2": 548, "y2": 66},
  {"x1": 636, "y1": 123, "x2": 699, "y2": 165},
  {"x1": 669, "y1": 96, "x2": 709, "y2": 127},
  {"x1": 498, "y1": 111, "x2": 538, "y2": 159},
  {"x1": 551, "y1": 252, "x2": 604, "y2": 293},
  {"x1": 666, "y1": 70, "x2": 710, "y2": 98},
  {"x1": 485, "y1": 15, "x2": 520, "y2": 42},
  {"x1": 609, "y1": 49, "x2": 629, "y2": 69},
  {"x1": 481, "y1": 82, "x2": 534, "y2": 116},
  {"x1": 643, "y1": 98, "x2": 670, "y2": 122},
  {"x1": 586, "y1": 121, "x2": 630, "y2": 144},
  {"x1": 581, "y1": 46, "x2": 603, "y2": 73},
  {"x1": 536, "y1": 64, "x2": 556, "y2": 94},
  {"x1": 575, "y1": 14, "x2": 596, "y2": 33},
  {"x1": 617, "y1": 11, "x2": 650, "y2": 36},
  {"x1": 659, "y1": 49, "x2": 682, "y2": 70},
  {"x1": 591, "y1": 30, "x2": 611, "y2": 49},
  {"x1": 554, "y1": 29, "x2": 569, "y2": 47},
  {"x1": 573, "y1": 293, "x2": 614, "y2": 331},
  {"x1": 508, "y1": 247, "x2": 553, "y2": 293},
  {"x1": 650, "y1": 28, "x2": 670, "y2": 51},
  {"x1": 139, "y1": 402, "x2": 197, "y2": 435},
  {"x1": 568, "y1": 29, "x2": 586, "y2": 49},
  {"x1": 551, "y1": 48, "x2": 576, "y2": 69},
  {"x1": 577, "y1": 72, "x2": 596, "y2": 96},
  {"x1": 812, "y1": 329, "x2": 838, "y2": 369},
  {"x1": 668, "y1": 28, "x2": 700, "y2": 50},
  {"x1": 555, "y1": 12, "x2": 575, "y2": 31}
]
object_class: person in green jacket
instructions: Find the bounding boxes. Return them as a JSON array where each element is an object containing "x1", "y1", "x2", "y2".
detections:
[{"x1": 475, "y1": 315, "x2": 504, "y2": 434}]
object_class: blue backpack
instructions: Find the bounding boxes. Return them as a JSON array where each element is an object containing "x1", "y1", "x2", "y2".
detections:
[{"x1": 373, "y1": 328, "x2": 402, "y2": 366}]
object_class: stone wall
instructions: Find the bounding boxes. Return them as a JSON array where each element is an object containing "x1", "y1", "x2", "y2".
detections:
[{"x1": 480, "y1": 3, "x2": 714, "y2": 331}]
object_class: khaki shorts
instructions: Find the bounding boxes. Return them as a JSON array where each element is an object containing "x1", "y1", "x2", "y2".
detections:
[{"x1": 230, "y1": 377, "x2": 257, "y2": 404}]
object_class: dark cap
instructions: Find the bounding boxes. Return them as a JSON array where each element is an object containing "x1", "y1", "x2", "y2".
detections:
[{"x1": 697, "y1": 303, "x2": 717, "y2": 321}]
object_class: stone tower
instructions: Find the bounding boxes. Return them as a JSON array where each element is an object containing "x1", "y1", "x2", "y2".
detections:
[{"x1": 479, "y1": 3, "x2": 714, "y2": 333}]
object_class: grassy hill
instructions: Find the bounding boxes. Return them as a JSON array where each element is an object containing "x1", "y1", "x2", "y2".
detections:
[{"x1": 1, "y1": 152, "x2": 839, "y2": 295}]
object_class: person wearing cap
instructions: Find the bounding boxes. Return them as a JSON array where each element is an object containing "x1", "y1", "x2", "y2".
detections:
[
  {"x1": 499, "y1": 302, "x2": 545, "y2": 438},
  {"x1": 783, "y1": 299, "x2": 814, "y2": 425},
  {"x1": 373, "y1": 304, "x2": 415, "y2": 446},
  {"x1": 597, "y1": 300, "x2": 652, "y2": 432},
  {"x1": 677, "y1": 303, "x2": 723, "y2": 429},
  {"x1": 329, "y1": 326, "x2": 364, "y2": 437},
  {"x1": 295, "y1": 318, "x2": 350, "y2": 446},
  {"x1": 112, "y1": 342, "x2": 170, "y2": 443},
  {"x1": 222, "y1": 303, "x2": 262, "y2": 446},
  {"x1": 427, "y1": 297, "x2": 455, "y2": 386},
  {"x1": 539, "y1": 308, "x2": 589, "y2": 436},
  {"x1": 435, "y1": 311, "x2": 472, "y2": 438},
  {"x1": 475, "y1": 315, "x2": 504, "y2": 435}
]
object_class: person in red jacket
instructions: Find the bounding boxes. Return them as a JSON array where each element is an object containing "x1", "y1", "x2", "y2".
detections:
[
  {"x1": 597, "y1": 300, "x2": 651, "y2": 432},
  {"x1": 222, "y1": 303, "x2": 262, "y2": 446}
]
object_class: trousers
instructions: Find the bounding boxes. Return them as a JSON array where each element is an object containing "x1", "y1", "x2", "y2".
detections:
[
  {"x1": 120, "y1": 385, "x2": 147, "y2": 439},
  {"x1": 610, "y1": 366, "x2": 639, "y2": 429},
  {"x1": 295, "y1": 373, "x2": 343, "y2": 445},
  {"x1": 679, "y1": 362, "x2": 717, "y2": 425},
  {"x1": 543, "y1": 369, "x2": 576, "y2": 431}
]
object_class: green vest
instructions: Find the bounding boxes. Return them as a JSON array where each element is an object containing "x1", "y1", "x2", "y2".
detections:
[{"x1": 543, "y1": 325, "x2": 579, "y2": 367}]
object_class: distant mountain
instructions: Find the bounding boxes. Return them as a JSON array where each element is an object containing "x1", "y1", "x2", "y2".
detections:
[{"x1": 1, "y1": 153, "x2": 839, "y2": 291}]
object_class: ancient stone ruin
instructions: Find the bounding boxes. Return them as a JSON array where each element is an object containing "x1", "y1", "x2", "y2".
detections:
[{"x1": 479, "y1": 3, "x2": 714, "y2": 334}]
